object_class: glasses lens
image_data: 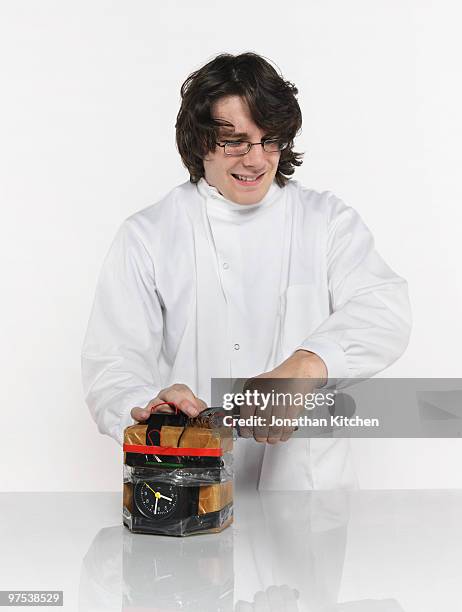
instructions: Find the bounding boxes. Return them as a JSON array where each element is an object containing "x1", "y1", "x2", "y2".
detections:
[
  {"x1": 224, "y1": 142, "x2": 250, "y2": 156},
  {"x1": 263, "y1": 139, "x2": 286, "y2": 153}
]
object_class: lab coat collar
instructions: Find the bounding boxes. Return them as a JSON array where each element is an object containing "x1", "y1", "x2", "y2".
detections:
[{"x1": 196, "y1": 177, "x2": 282, "y2": 215}]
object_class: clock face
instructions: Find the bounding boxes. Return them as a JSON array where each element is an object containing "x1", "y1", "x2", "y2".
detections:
[{"x1": 134, "y1": 481, "x2": 179, "y2": 520}]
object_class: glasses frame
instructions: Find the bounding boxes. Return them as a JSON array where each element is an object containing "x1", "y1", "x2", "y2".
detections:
[{"x1": 215, "y1": 138, "x2": 288, "y2": 156}]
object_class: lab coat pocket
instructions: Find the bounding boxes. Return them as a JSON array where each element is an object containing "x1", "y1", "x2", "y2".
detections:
[{"x1": 280, "y1": 284, "x2": 324, "y2": 357}]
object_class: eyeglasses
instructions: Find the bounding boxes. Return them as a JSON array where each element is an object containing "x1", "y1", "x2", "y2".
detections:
[{"x1": 215, "y1": 138, "x2": 288, "y2": 156}]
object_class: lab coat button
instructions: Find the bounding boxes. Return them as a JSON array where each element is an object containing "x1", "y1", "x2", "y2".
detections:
[{"x1": 233, "y1": 343, "x2": 240, "y2": 351}]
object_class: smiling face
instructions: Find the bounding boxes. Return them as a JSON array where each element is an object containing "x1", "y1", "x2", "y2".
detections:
[{"x1": 203, "y1": 96, "x2": 281, "y2": 205}]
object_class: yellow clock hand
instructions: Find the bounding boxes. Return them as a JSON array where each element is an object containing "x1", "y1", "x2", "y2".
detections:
[{"x1": 144, "y1": 482, "x2": 158, "y2": 496}]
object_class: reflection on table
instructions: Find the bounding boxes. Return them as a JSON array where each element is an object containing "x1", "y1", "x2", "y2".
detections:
[{"x1": 79, "y1": 490, "x2": 404, "y2": 611}]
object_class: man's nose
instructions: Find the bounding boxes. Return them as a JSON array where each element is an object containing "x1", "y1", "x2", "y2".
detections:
[{"x1": 243, "y1": 142, "x2": 266, "y2": 166}]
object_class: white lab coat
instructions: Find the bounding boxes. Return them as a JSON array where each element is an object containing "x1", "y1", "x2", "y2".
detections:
[{"x1": 81, "y1": 178, "x2": 411, "y2": 489}]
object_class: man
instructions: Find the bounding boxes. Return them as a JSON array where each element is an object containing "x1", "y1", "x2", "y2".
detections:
[{"x1": 81, "y1": 53, "x2": 411, "y2": 489}]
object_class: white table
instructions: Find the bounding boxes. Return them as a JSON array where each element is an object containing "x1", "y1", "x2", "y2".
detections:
[{"x1": 0, "y1": 490, "x2": 460, "y2": 611}]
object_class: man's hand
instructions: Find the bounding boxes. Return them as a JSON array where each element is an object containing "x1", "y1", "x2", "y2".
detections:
[
  {"x1": 240, "y1": 350, "x2": 328, "y2": 443},
  {"x1": 235, "y1": 585, "x2": 300, "y2": 611},
  {"x1": 130, "y1": 383, "x2": 208, "y2": 423}
]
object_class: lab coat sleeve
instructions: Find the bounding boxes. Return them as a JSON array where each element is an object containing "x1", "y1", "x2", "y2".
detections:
[
  {"x1": 81, "y1": 219, "x2": 163, "y2": 445},
  {"x1": 298, "y1": 193, "x2": 411, "y2": 380}
]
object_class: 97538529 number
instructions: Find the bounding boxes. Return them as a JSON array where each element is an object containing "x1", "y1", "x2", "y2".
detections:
[{"x1": 0, "y1": 591, "x2": 63, "y2": 606}]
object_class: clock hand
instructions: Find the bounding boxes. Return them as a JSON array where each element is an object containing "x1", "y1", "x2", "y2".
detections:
[
  {"x1": 142, "y1": 482, "x2": 171, "y2": 504},
  {"x1": 154, "y1": 497, "x2": 158, "y2": 515},
  {"x1": 144, "y1": 482, "x2": 158, "y2": 496}
]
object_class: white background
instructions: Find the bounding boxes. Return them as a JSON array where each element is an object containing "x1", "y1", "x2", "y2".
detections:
[{"x1": 1, "y1": 1, "x2": 461, "y2": 491}]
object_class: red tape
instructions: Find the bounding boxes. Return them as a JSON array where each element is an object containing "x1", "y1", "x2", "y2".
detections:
[{"x1": 123, "y1": 443, "x2": 223, "y2": 457}]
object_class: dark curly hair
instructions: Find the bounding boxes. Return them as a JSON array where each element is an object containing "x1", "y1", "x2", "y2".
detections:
[{"x1": 175, "y1": 52, "x2": 303, "y2": 188}]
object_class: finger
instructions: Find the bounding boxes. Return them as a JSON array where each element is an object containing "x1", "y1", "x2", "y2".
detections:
[
  {"x1": 130, "y1": 406, "x2": 151, "y2": 422},
  {"x1": 238, "y1": 377, "x2": 259, "y2": 438},
  {"x1": 253, "y1": 590, "x2": 269, "y2": 612},
  {"x1": 266, "y1": 405, "x2": 285, "y2": 444},
  {"x1": 242, "y1": 376, "x2": 276, "y2": 443},
  {"x1": 158, "y1": 385, "x2": 201, "y2": 417},
  {"x1": 266, "y1": 585, "x2": 287, "y2": 611},
  {"x1": 276, "y1": 585, "x2": 299, "y2": 611},
  {"x1": 176, "y1": 397, "x2": 201, "y2": 417},
  {"x1": 177, "y1": 395, "x2": 208, "y2": 415},
  {"x1": 237, "y1": 400, "x2": 256, "y2": 439},
  {"x1": 195, "y1": 397, "x2": 208, "y2": 413},
  {"x1": 146, "y1": 398, "x2": 175, "y2": 414},
  {"x1": 279, "y1": 428, "x2": 295, "y2": 442},
  {"x1": 239, "y1": 426, "x2": 253, "y2": 439},
  {"x1": 253, "y1": 407, "x2": 271, "y2": 443},
  {"x1": 234, "y1": 602, "x2": 253, "y2": 612},
  {"x1": 279, "y1": 403, "x2": 301, "y2": 441},
  {"x1": 280, "y1": 418, "x2": 294, "y2": 441}
]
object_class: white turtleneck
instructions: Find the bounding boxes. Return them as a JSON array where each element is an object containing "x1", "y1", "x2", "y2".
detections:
[{"x1": 196, "y1": 178, "x2": 287, "y2": 376}]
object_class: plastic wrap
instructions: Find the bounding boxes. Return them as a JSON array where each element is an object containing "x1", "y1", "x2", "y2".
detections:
[{"x1": 122, "y1": 407, "x2": 233, "y2": 536}]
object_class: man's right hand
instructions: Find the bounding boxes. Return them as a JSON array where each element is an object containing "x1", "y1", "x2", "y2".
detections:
[{"x1": 130, "y1": 383, "x2": 208, "y2": 423}]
